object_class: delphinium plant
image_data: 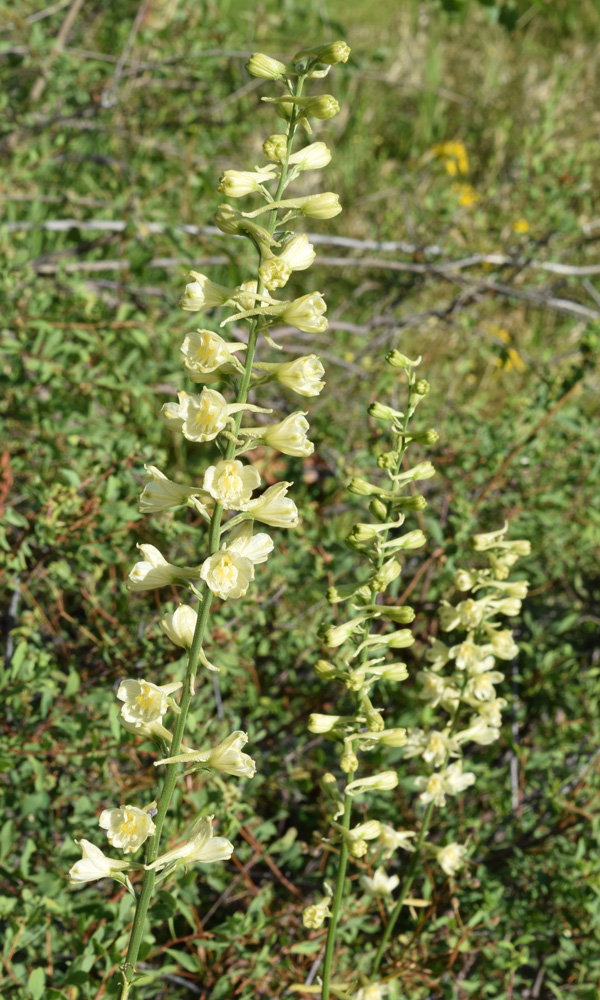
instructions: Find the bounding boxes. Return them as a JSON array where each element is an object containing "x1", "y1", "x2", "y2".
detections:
[
  {"x1": 299, "y1": 359, "x2": 530, "y2": 999},
  {"x1": 67, "y1": 40, "x2": 350, "y2": 997}
]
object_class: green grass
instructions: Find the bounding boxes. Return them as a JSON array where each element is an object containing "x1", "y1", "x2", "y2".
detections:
[{"x1": 1, "y1": 1, "x2": 600, "y2": 998}]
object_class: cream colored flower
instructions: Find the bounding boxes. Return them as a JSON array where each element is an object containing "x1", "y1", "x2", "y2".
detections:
[
  {"x1": 421, "y1": 730, "x2": 460, "y2": 768},
  {"x1": 441, "y1": 760, "x2": 476, "y2": 796},
  {"x1": 353, "y1": 984, "x2": 388, "y2": 1000},
  {"x1": 146, "y1": 815, "x2": 233, "y2": 871},
  {"x1": 181, "y1": 329, "x2": 246, "y2": 379},
  {"x1": 69, "y1": 840, "x2": 131, "y2": 885},
  {"x1": 415, "y1": 772, "x2": 447, "y2": 807},
  {"x1": 226, "y1": 521, "x2": 274, "y2": 565},
  {"x1": 241, "y1": 482, "x2": 299, "y2": 528},
  {"x1": 487, "y1": 628, "x2": 519, "y2": 660},
  {"x1": 360, "y1": 867, "x2": 399, "y2": 898},
  {"x1": 261, "y1": 412, "x2": 313, "y2": 456},
  {"x1": 465, "y1": 669, "x2": 505, "y2": 701},
  {"x1": 280, "y1": 292, "x2": 328, "y2": 332},
  {"x1": 254, "y1": 355, "x2": 325, "y2": 397},
  {"x1": 99, "y1": 805, "x2": 156, "y2": 854},
  {"x1": 475, "y1": 697, "x2": 507, "y2": 728},
  {"x1": 437, "y1": 842, "x2": 467, "y2": 876},
  {"x1": 288, "y1": 142, "x2": 332, "y2": 171},
  {"x1": 180, "y1": 272, "x2": 234, "y2": 311},
  {"x1": 138, "y1": 466, "x2": 200, "y2": 514},
  {"x1": 160, "y1": 605, "x2": 198, "y2": 648},
  {"x1": 456, "y1": 715, "x2": 500, "y2": 745},
  {"x1": 378, "y1": 825, "x2": 417, "y2": 859},
  {"x1": 117, "y1": 678, "x2": 182, "y2": 729},
  {"x1": 278, "y1": 233, "x2": 317, "y2": 270},
  {"x1": 161, "y1": 389, "x2": 229, "y2": 442},
  {"x1": 203, "y1": 459, "x2": 260, "y2": 508},
  {"x1": 302, "y1": 894, "x2": 332, "y2": 929},
  {"x1": 127, "y1": 544, "x2": 185, "y2": 592},
  {"x1": 155, "y1": 730, "x2": 256, "y2": 778},
  {"x1": 200, "y1": 549, "x2": 254, "y2": 600}
]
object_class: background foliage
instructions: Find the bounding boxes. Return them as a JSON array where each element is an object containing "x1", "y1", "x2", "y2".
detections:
[{"x1": 1, "y1": 0, "x2": 599, "y2": 997}]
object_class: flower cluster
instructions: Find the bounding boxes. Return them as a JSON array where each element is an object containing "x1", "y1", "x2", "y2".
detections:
[
  {"x1": 67, "y1": 40, "x2": 351, "y2": 995},
  {"x1": 302, "y1": 353, "x2": 436, "y2": 926},
  {"x1": 409, "y1": 522, "x2": 529, "y2": 875}
]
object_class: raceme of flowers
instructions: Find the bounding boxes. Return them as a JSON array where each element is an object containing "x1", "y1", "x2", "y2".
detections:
[
  {"x1": 300, "y1": 354, "x2": 529, "y2": 999},
  {"x1": 67, "y1": 40, "x2": 351, "y2": 999}
]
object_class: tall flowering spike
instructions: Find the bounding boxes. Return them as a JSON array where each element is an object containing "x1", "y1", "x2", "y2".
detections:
[{"x1": 70, "y1": 42, "x2": 351, "y2": 998}]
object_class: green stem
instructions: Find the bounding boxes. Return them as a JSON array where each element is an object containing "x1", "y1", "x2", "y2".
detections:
[
  {"x1": 118, "y1": 75, "x2": 307, "y2": 999},
  {"x1": 321, "y1": 792, "x2": 352, "y2": 1000},
  {"x1": 371, "y1": 800, "x2": 434, "y2": 974}
]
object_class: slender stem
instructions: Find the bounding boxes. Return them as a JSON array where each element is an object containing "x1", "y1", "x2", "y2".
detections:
[
  {"x1": 320, "y1": 380, "x2": 416, "y2": 998},
  {"x1": 321, "y1": 792, "x2": 352, "y2": 1000},
  {"x1": 371, "y1": 801, "x2": 434, "y2": 974},
  {"x1": 118, "y1": 74, "x2": 307, "y2": 999}
]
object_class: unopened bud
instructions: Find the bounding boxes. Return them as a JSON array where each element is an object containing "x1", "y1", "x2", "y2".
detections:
[
  {"x1": 295, "y1": 41, "x2": 351, "y2": 65},
  {"x1": 368, "y1": 401, "x2": 403, "y2": 421},
  {"x1": 378, "y1": 727, "x2": 408, "y2": 747},
  {"x1": 377, "y1": 451, "x2": 399, "y2": 470},
  {"x1": 369, "y1": 498, "x2": 389, "y2": 521},
  {"x1": 340, "y1": 740, "x2": 359, "y2": 774},
  {"x1": 413, "y1": 379, "x2": 430, "y2": 396},
  {"x1": 372, "y1": 558, "x2": 402, "y2": 592},
  {"x1": 314, "y1": 659, "x2": 337, "y2": 678},
  {"x1": 348, "y1": 478, "x2": 379, "y2": 497},
  {"x1": 246, "y1": 53, "x2": 287, "y2": 80},
  {"x1": 390, "y1": 495, "x2": 427, "y2": 512},
  {"x1": 263, "y1": 134, "x2": 288, "y2": 162},
  {"x1": 362, "y1": 695, "x2": 385, "y2": 733},
  {"x1": 386, "y1": 350, "x2": 422, "y2": 369}
]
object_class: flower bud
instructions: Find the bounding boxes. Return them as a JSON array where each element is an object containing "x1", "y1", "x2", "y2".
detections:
[
  {"x1": 263, "y1": 134, "x2": 288, "y2": 162},
  {"x1": 390, "y1": 495, "x2": 428, "y2": 511},
  {"x1": 454, "y1": 569, "x2": 475, "y2": 592},
  {"x1": 377, "y1": 452, "x2": 399, "y2": 470},
  {"x1": 279, "y1": 233, "x2": 316, "y2": 270},
  {"x1": 368, "y1": 401, "x2": 404, "y2": 421},
  {"x1": 160, "y1": 605, "x2": 198, "y2": 649},
  {"x1": 340, "y1": 739, "x2": 359, "y2": 774},
  {"x1": 390, "y1": 529, "x2": 427, "y2": 550},
  {"x1": 246, "y1": 52, "x2": 287, "y2": 79},
  {"x1": 307, "y1": 713, "x2": 343, "y2": 734},
  {"x1": 217, "y1": 167, "x2": 277, "y2": 198},
  {"x1": 314, "y1": 658, "x2": 337, "y2": 678},
  {"x1": 413, "y1": 379, "x2": 430, "y2": 396},
  {"x1": 348, "y1": 478, "x2": 379, "y2": 497},
  {"x1": 302, "y1": 94, "x2": 340, "y2": 120},
  {"x1": 375, "y1": 605, "x2": 415, "y2": 624},
  {"x1": 386, "y1": 350, "x2": 422, "y2": 369},
  {"x1": 288, "y1": 141, "x2": 332, "y2": 171},
  {"x1": 294, "y1": 41, "x2": 351, "y2": 65},
  {"x1": 472, "y1": 524, "x2": 508, "y2": 551},
  {"x1": 378, "y1": 728, "x2": 408, "y2": 747},
  {"x1": 409, "y1": 428, "x2": 438, "y2": 444},
  {"x1": 372, "y1": 557, "x2": 402, "y2": 592},
  {"x1": 362, "y1": 694, "x2": 385, "y2": 733},
  {"x1": 180, "y1": 273, "x2": 233, "y2": 311},
  {"x1": 322, "y1": 615, "x2": 367, "y2": 648},
  {"x1": 297, "y1": 192, "x2": 342, "y2": 218},
  {"x1": 369, "y1": 498, "x2": 389, "y2": 521},
  {"x1": 346, "y1": 771, "x2": 398, "y2": 796}
]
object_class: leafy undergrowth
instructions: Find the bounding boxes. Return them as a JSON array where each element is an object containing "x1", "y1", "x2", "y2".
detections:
[{"x1": 2, "y1": 1, "x2": 600, "y2": 998}]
